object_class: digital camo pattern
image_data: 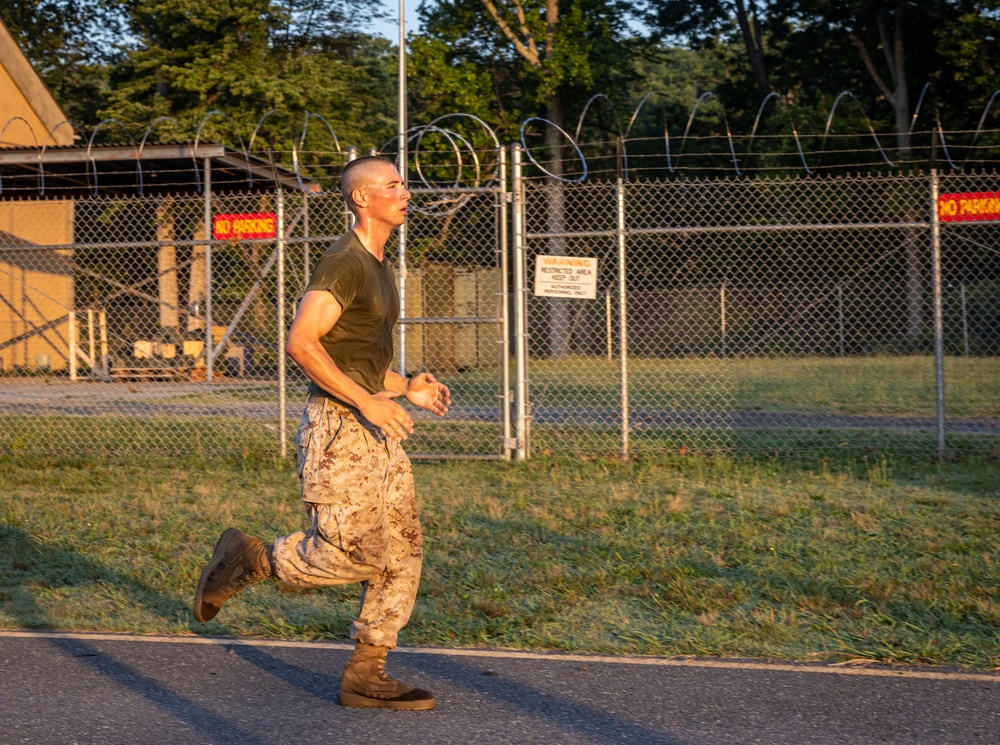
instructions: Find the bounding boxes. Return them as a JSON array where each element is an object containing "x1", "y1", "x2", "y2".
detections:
[{"x1": 271, "y1": 398, "x2": 422, "y2": 648}]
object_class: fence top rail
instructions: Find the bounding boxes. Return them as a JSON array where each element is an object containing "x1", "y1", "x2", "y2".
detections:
[
  {"x1": 519, "y1": 169, "x2": 1000, "y2": 186},
  {"x1": 408, "y1": 186, "x2": 503, "y2": 194},
  {"x1": 525, "y1": 222, "x2": 933, "y2": 240},
  {"x1": 0, "y1": 235, "x2": 350, "y2": 252}
]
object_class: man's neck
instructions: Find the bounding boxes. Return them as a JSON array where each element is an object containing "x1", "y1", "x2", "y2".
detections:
[{"x1": 352, "y1": 221, "x2": 393, "y2": 262}]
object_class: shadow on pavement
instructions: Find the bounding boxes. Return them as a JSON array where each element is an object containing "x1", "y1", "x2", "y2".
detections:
[
  {"x1": 0, "y1": 526, "x2": 266, "y2": 745},
  {"x1": 229, "y1": 643, "x2": 689, "y2": 745}
]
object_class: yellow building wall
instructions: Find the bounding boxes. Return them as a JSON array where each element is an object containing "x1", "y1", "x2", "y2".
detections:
[
  {"x1": 0, "y1": 64, "x2": 54, "y2": 146},
  {"x1": 0, "y1": 18, "x2": 74, "y2": 148},
  {"x1": 0, "y1": 200, "x2": 75, "y2": 371},
  {"x1": 0, "y1": 19, "x2": 78, "y2": 371}
]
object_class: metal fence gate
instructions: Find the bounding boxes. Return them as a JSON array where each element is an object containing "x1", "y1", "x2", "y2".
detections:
[{"x1": 511, "y1": 145, "x2": 999, "y2": 460}]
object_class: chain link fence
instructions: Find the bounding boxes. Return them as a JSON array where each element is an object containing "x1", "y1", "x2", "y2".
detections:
[
  {"x1": 0, "y1": 155, "x2": 996, "y2": 461},
  {"x1": 0, "y1": 192, "x2": 286, "y2": 459},
  {"x1": 517, "y1": 163, "x2": 999, "y2": 458},
  {"x1": 0, "y1": 185, "x2": 508, "y2": 460}
]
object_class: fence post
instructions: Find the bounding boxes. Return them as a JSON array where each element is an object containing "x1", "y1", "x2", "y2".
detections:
[
  {"x1": 498, "y1": 146, "x2": 513, "y2": 461},
  {"x1": 395, "y1": 0, "x2": 409, "y2": 375},
  {"x1": 720, "y1": 280, "x2": 727, "y2": 358},
  {"x1": 277, "y1": 189, "x2": 287, "y2": 460},
  {"x1": 838, "y1": 283, "x2": 845, "y2": 357},
  {"x1": 397, "y1": 253, "x2": 407, "y2": 374},
  {"x1": 204, "y1": 156, "x2": 214, "y2": 383},
  {"x1": 606, "y1": 289, "x2": 612, "y2": 360},
  {"x1": 960, "y1": 282, "x2": 969, "y2": 357},
  {"x1": 303, "y1": 192, "x2": 310, "y2": 287},
  {"x1": 616, "y1": 138, "x2": 629, "y2": 460},
  {"x1": 346, "y1": 146, "x2": 358, "y2": 231},
  {"x1": 930, "y1": 168, "x2": 946, "y2": 463},
  {"x1": 512, "y1": 143, "x2": 529, "y2": 460},
  {"x1": 396, "y1": 21, "x2": 410, "y2": 378}
]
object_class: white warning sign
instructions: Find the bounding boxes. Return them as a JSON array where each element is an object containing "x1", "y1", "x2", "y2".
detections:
[{"x1": 533, "y1": 255, "x2": 598, "y2": 299}]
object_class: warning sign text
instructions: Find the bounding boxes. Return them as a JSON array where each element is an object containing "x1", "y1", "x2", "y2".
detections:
[{"x1": 533, "y1": 255, "x2": 598, "y2": 299}]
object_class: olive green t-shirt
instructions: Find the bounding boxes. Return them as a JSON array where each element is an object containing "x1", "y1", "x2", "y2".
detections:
[{"x1": 304, "y1": 230, "x2": 399, "y2": 400}]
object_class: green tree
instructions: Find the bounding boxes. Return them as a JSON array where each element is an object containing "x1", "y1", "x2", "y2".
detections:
[
  {"x1": 650, "y1": 0, "x2": 786, "y2": 94},
  {"x1": 0, "y1": 0, "x2": 121, "y2": 127},
  {"x1": 789, "y1": 1, "x2": 949, "y2": 154},
  {"x1": 101, "y1": 0, "x2": 396, "y2": 154},
  {"x1": 415, "y1": 0, "x2": 649, "y2": 357},
  {"x1": 415, "y1": 0, "x2": 648, "y2": 149},
  {"x1": 649, "y1": 1, "x2": 1000, "y2": 153},
  {"x1": 929, "y1": 1, "x2": 1000, "y2": 128}
]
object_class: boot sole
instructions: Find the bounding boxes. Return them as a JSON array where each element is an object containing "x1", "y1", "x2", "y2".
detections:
[
  {"x1": 338, "y1": 690, "x2": 435, "y2": 711},
  {"x1": 193, "y1": 528, "x2": 239, "y2": 623}
]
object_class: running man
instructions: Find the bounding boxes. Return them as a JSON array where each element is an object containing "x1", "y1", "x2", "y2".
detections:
[{"x1": 193, "y1": 156, "x2": 450, "y2": 711}]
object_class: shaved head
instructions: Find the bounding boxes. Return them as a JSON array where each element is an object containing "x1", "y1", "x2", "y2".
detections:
[{"x1": 341, "y1": 156, "x2": 398, "y2": 214}]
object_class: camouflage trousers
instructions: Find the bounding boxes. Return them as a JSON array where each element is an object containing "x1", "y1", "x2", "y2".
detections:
[{"x1": 271, "y1": 397, "x2": 422, "y2": 648}]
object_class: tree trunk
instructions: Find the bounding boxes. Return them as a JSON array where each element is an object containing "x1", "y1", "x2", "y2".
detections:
[
  {"x1": 545, "y1": 93, "x2": 572, "y2": 357},
  {"x1": 188, "y1": 227, "x2": 206, "y2": 332},
  {"x1": 733, "y1": 0, "x2": 770, "y2": 92},
  {"x1": 885, "y1": 9, "x2": 920, "y2": 344},
  {"x1": 888, "y1": 7, "x2": 911, "y2": 157},
  {"x1": 248, "y1": 242, "x2": 269, "y2": 336},
  {"x1": 156, "y1": 197, "x2": 179, "y2": 331},
  {"x1": 904, "y1": 226, "x2": 923, "y2": 348},
  {"x1": 851, "y1": 8, "x2": 921, "y2": 345}
]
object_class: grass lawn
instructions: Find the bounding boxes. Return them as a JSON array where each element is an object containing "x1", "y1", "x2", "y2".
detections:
[
  {"x1": 1, "y1": 451, "x2": 997, "y2": 669},
  {"x1": 513, "y1": 355, "x2": 1000, "y2": 418},
  {"x1": 1, "y1": 354, "x2": 995, "y2": 460}
]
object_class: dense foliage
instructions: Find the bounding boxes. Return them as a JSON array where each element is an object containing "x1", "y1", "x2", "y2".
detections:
[{"x1": 2, "y1": 0, "x2": 999, "y2": 165}]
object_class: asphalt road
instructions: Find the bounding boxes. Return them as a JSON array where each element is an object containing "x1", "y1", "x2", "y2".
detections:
[{"x1": 1, "y1": 632, "x2": 997, "y2": 745}]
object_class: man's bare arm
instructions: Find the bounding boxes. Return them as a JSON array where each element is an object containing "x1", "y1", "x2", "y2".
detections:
[{"x1": 285, "y1": 290, "x2": 414, "y2": 441}]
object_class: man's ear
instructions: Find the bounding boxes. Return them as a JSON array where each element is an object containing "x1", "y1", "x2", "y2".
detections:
[{"x1": 352, "y1": 187, "x2": 367, "y2": 208}]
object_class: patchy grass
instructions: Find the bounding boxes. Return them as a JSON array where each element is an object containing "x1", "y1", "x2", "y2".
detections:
[
  {"x1": 1, "y1": 355, "x2": 995, "y2": 462},
  {"x1": 511, "y1": 355, "x2": 1000, "y2": 418},
  {"x1": 0, "y1": 452, "x2": 997, "y2": 669}
]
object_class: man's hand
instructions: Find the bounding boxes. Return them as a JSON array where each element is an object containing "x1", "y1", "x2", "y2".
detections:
[
  {"x1": 359, "y1": 394, "x2": 414, "y2": 442},
  {"x1": 405, "y1": 372, "x2": 451, "y2": 417}
]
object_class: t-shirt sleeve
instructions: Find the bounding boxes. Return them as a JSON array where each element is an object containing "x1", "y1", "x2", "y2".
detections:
[{"x1": 306, "y1": 251, "x2": 365, "y2": 310}]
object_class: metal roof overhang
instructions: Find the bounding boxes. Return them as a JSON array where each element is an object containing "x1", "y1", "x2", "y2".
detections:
[{"x1": 0, "y1": 143, "x2": 321, "y2": 199}]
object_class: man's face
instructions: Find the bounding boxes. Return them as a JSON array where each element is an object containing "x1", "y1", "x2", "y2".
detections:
[{"x1": 358, "y1": 163, "x2": 411, "y2": 227}]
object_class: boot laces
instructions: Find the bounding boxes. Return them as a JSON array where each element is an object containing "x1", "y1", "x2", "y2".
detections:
[{"x1": 368, "y1": 657, "x2": 400, "y2": 686}]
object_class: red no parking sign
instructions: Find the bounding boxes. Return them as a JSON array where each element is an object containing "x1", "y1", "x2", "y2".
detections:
[
  {"x1": 937, "y1": 191, "x2": 1000, "y2": 222},
  {"x1": 212, "y1": 212, "x2": 278, "y2": 240}
]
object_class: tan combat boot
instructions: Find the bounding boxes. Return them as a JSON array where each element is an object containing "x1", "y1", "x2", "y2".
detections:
[
  {"x1": 339, "y1": 643, "x2": 436, "y2": 710},
  {"x1": 193, "y1": 528, "x2": 273, "y2": 622}
]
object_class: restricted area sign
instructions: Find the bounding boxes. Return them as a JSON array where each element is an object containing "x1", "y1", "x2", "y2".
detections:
[
  {"x1": 533, "y1": 255, "x2": 598, "y2": 299},
  {"x1": 213, "y1": 212, "x2": 278, "y2": 240},
  {"x1": 938, "y1": 192, "x2": 1000, "y2": 222}
]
